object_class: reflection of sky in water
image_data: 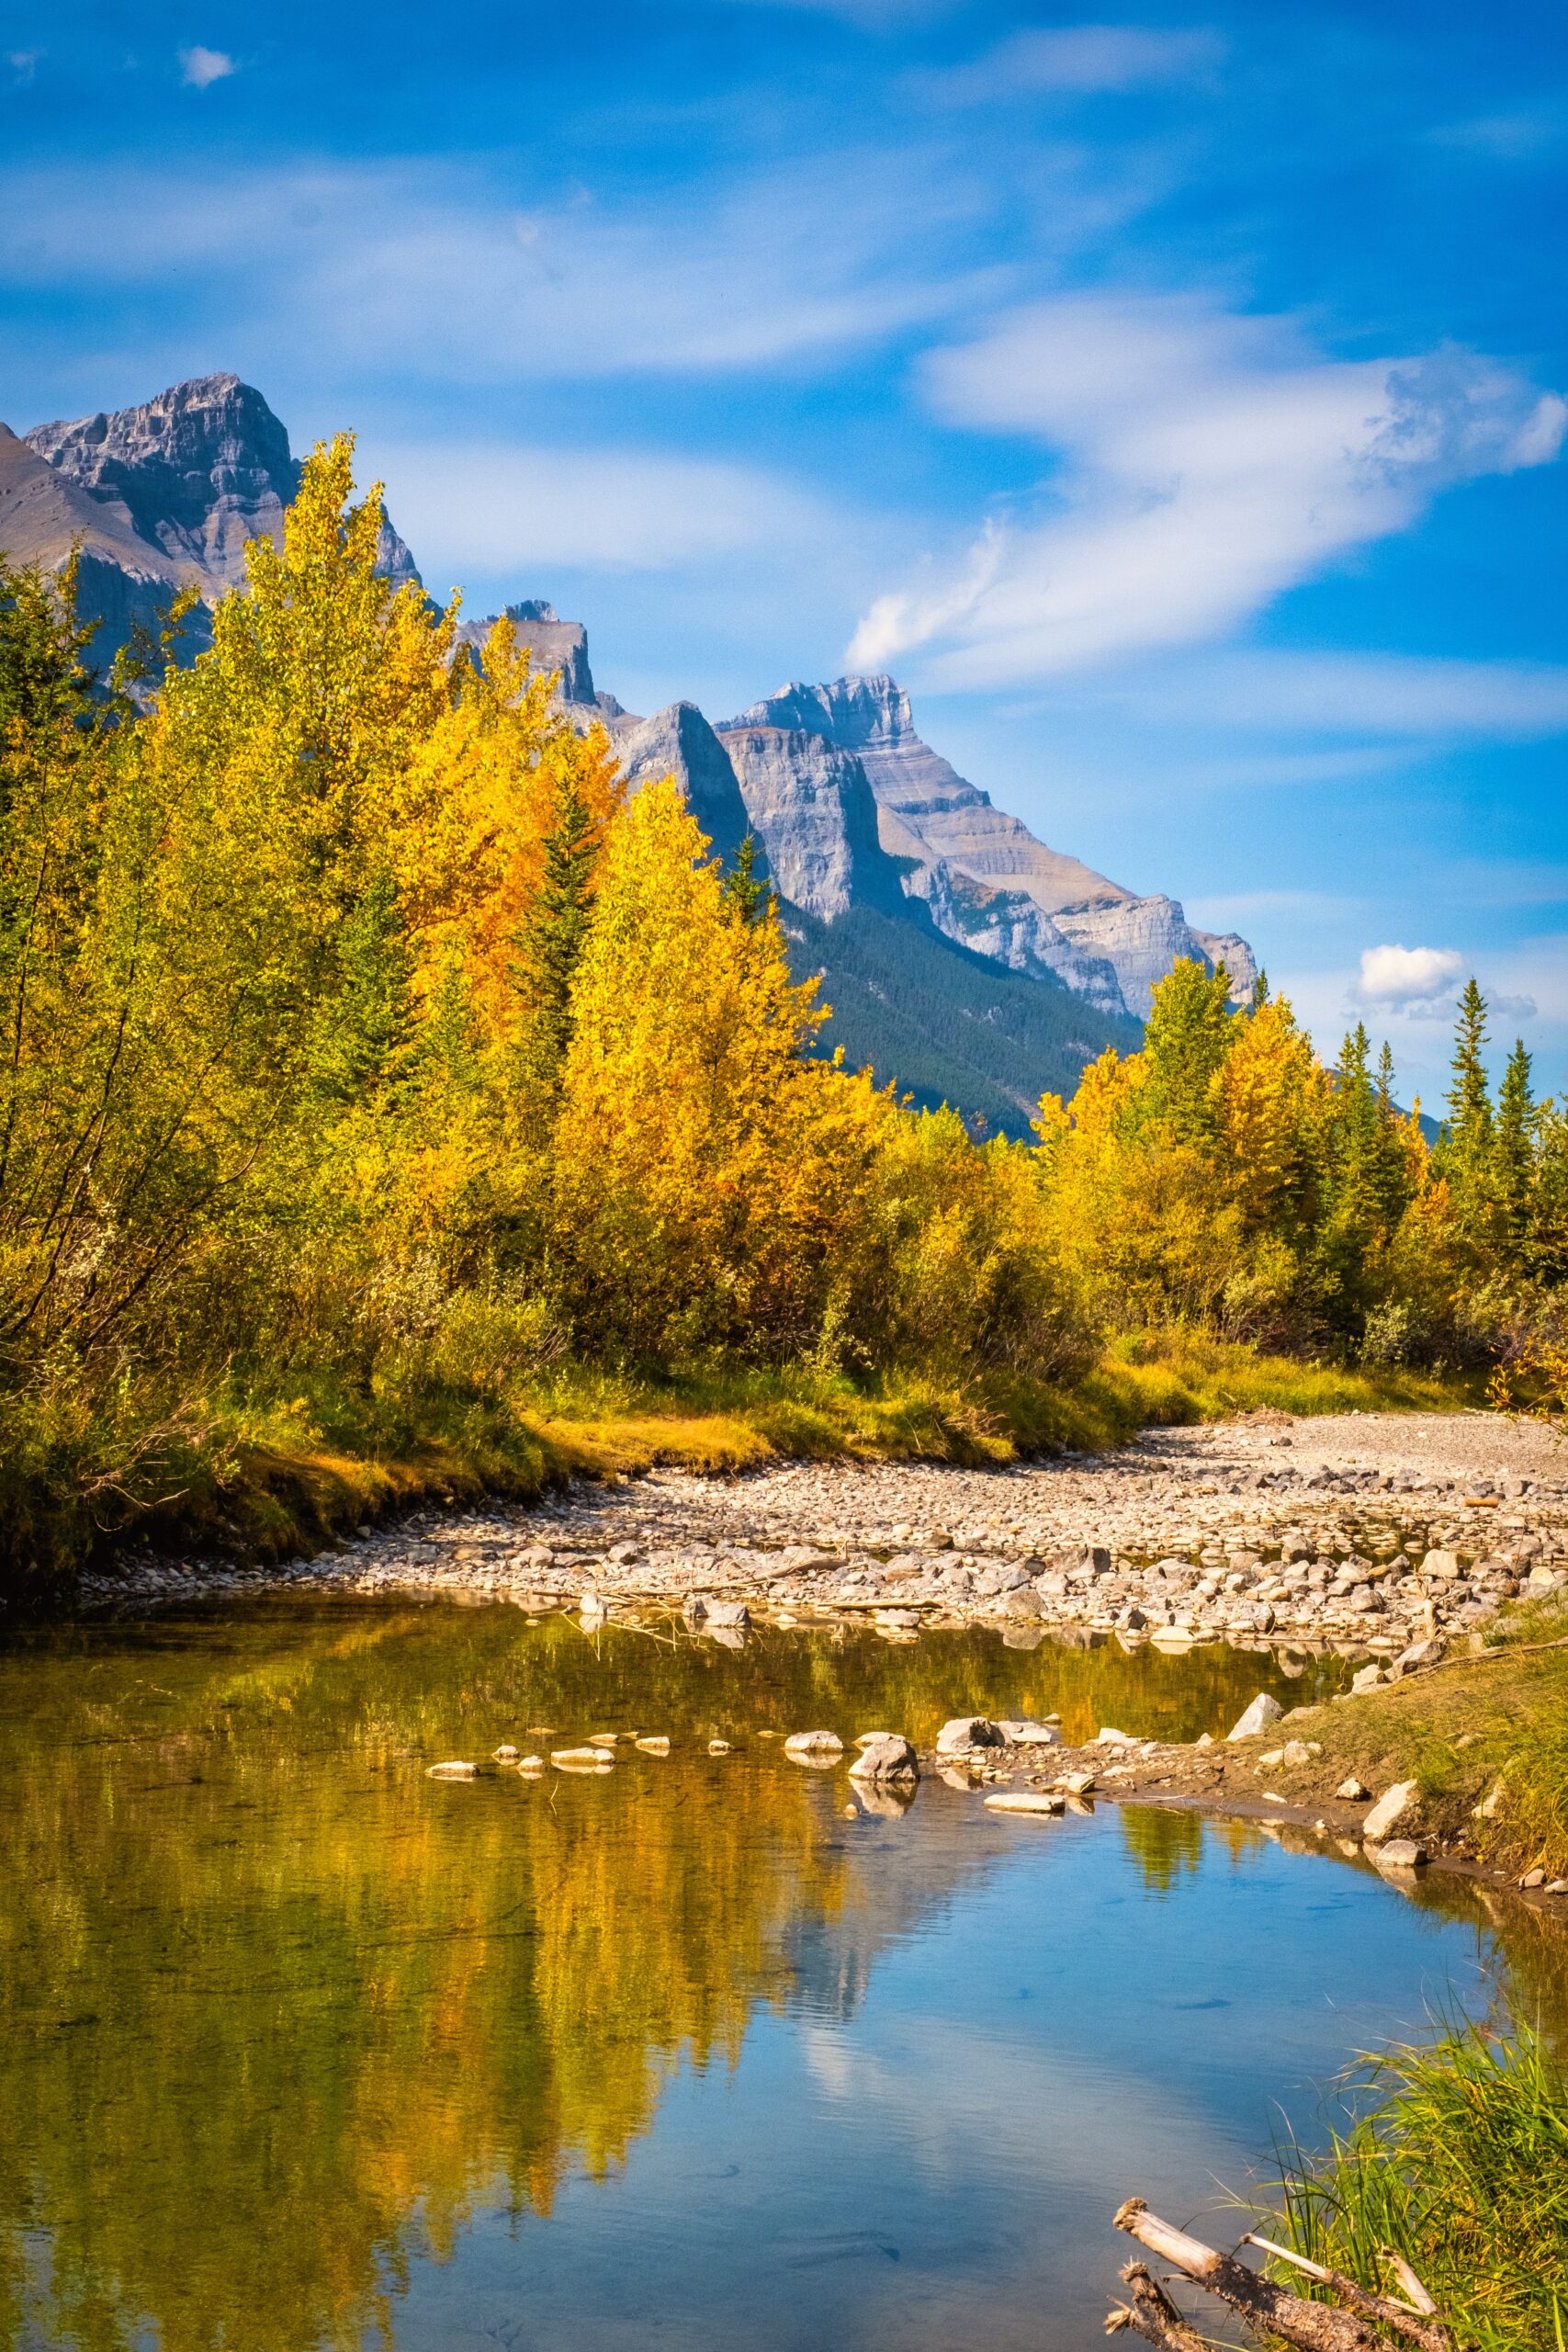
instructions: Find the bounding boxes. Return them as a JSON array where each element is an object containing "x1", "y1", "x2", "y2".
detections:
[
  {"x1": 398, "y1": 1799, "x2": 1504, "y2": 2352},
  {"x1": 0, "y1": 1602, "x2": 1556, "y2": 2352}
]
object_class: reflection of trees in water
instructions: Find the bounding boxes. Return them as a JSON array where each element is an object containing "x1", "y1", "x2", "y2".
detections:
[
  {"x1": 1120, "y1": 1805, "x2": 1204, "y2": 1894},
  {"x1": 0, "y1": 1609, "x2": 1397, "y2": 2352}
]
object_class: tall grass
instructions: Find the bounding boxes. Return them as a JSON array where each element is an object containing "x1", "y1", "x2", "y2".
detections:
[{"x1": 1271, "y1": 2023, "x2": 1568, "y2": 2352}]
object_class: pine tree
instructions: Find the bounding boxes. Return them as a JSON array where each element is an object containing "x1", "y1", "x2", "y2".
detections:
[
  {"x1": 1441, "y1": 979, "x2": 1494, "y2": 1239},
  {"x1": 1139, "y1": 958, "x2": 1235, "y2": 1146},
  {"x1": 511, "y1": 776, "x2": 598, "y2": 1092},
  {"x1": 308, "y1": 870, "x2": 416, "y2": 1108},
  {"x1": 721, "y1": 832, "x2": 771, "y2": 925},
  {"x1": 1493, "y1": 1038, "x2": 1537, "y2": 1272}
]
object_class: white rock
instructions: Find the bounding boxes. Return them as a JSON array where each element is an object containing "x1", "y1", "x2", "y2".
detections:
[
  {"x1": 996, "y1": 1719, "x2": 1063, "y2": 1746},
  {"x1": 935, "y1": 1716, "x2": 1002, "y2": 1756},
  {"x1": 784, "y1": 1729, "x2": 844, "y2": 1758},
  {"x1": 427, "y1": 1760, "x2": 478, "y2": 1779},
  {"x1": 984, "y1": 1791, "x2": 1066, "y2": 1816},
  {"x1": 1337, "y1": 1777, "x2": 1371, "y2": 1801},
  {"x1": 847, "y1": 1734, "x2": 918, "y2": 1783},
  {"x1": 1226, "y1": 1693, "x2": 1284, "y2": 1741},
  {"x1": 1362, "y1": 1780, "x2": 1417, "y2": 1840}
]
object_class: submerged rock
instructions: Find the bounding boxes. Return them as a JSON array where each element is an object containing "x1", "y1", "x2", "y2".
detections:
[{"x1": 427, "y1": 1760, "x2": 478, "y2": 1779}]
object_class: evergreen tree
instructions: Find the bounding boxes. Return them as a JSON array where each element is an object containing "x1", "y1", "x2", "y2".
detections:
[
  {"x1": 1138, "y1": 958, "x2": 1235, "y2": 1146},
  {"x1": 720, "y1": 832, "x2": 771, "y2": 925},
  {"x1": 308, "y1": 871, "x2": 417, "y2": 1109},
  {"x1": 511, "y1": 776, "x2": 598, "y2": 1092},
  {"x1": 1441, "y1": 979, "x2": 1495, "y2": 1238},
  {"x1": 1493, "y1": 1038, "x2": 1537, "y2": 1272}
]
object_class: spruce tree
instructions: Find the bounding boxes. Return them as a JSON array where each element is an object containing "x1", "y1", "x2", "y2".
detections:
[
  {"x1": 1493, "y1": 1038, "x2": 1537, "y2": 1272},
  {"x1": 1140, "y1": 957, "x2": 1235, "y2": 1147},
  {"x1": 720, "y1": 832, "x2": 771, "y2": 925},
  {"x1": 1441, "y1": 979, "x2": 1494, "y2": 1238},
  {"x1": 511, "y1": 777, "x2": 598, "y2": 1092}
]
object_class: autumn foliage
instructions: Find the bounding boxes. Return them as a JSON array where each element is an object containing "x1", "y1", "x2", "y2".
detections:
[{"x1": 0, "y1": 440, "x2": 1560, "y2": 1585}]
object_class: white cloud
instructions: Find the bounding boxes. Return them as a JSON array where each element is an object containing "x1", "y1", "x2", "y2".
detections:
[
  {"x1": 179, "y1": 45, "x2": 235, "y2": 88},
  {"x1": 1356, "y1": 944, "x2": 1466, "y2": 1009},
  {"x1": 0, "y1": 153, "x2": 1004, "y2": 382},
  {"x1": 848, "y1": 294, "x2": 1566, "y2": 685},
  {"x1": 931, "y1": 24, "x2": 1224, "y2": 104},
  {"x1": 364, "y1": 439, "x2": 840, "y2": 578}
]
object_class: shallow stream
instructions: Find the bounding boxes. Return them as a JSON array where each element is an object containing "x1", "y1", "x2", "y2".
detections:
[{"x1": 2, "y1": 1602, "x2": 1563, "y2": 2352}]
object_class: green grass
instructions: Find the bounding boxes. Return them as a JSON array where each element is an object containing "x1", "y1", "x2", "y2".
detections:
[
  {"x1": 1255, "y1": 1619, "x2": 1568, "y2": 1882},
  {"x1": 1269, "y1": 2023, "x2": 1568, "y2": 2352}
]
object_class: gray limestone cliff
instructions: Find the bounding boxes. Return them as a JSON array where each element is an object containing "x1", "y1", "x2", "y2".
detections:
[
  {"x1": 721, "y1": 673, "x2": 1253, "y2": 1017},
  {"x1": 11, "y1": 375, "x2": 416, "y2": 656}
]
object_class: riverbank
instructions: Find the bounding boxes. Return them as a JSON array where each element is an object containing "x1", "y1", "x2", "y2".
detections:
[{"x1": 17, "y1": 1339, "x2": 1470, "y2": 1607}]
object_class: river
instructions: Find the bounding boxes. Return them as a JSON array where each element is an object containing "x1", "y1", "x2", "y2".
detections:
[{"x1": 2, "y1": 1600, "x2": 1562, "y2": 2352}]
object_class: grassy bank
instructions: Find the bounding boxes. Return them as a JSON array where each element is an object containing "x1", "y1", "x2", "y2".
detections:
[
  {"x1": 1261, "y1": 1599, "x2": 1568, "y2": 1884},
  {"x1": 7, "y1": 1332, "x2": 1476, "y2": 1611},
  {"x1": 1269, "y1": 2024, "x2": 1568, "y2": 2352}
]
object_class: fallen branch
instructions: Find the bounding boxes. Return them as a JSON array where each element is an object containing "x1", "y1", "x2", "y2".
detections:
[{"x1": 1107, "y1": 2200, "x2": 1457, "y2": 2352}]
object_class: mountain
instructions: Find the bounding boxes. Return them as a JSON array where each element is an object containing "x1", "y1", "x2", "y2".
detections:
[
  {"x1": 719, "y1": 675, "x2": 1256, "y2": 1019},
  {"x1": 9, "y1": 374, "x2": 417, "y2": 655},
  {"x1": 0, "y1": 421, "x2": 187, "y2": 652},
  {"x1": 0, "y1": 371, "x2": 1257, "y2": 1130}
]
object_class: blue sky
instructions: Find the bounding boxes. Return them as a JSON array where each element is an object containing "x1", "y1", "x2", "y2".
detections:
[{"x1": 3, "y1": 0, "x2": 1564, "y2": 1104}]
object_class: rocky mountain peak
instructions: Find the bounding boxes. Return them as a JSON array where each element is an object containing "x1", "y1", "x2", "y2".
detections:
[
  {"x1": 25, "y1": 373, "x2": 419, "y2": 600},
  {"x1": 724, "y1": 673, "x2": 915, "y2": 752}
]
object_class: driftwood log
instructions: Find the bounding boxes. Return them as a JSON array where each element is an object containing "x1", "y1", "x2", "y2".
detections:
[{"x1": 1105, "y1": 2199, "x2": 1457, "y2": 2352}]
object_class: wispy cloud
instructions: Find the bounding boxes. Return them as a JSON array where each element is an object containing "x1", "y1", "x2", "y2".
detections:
[
  {"x1": 1427, "y1": 108, "x2": 1565, "y2": 161},
  {"x1": 178, "y1": 45, "x2": 235, "y2": 89},
  {"x1": 848, "y1": 294, "x2": 1566, "y2": 686},
  {"x1": 364, "y1": 438, "x2": 843, "y2": 578},
  {"x1": 7, "y1": 48, "x2": 40, "y2": 85},
  {"x1": 927, "y1": 23, "x2": 1224, "y2": 105},
  {"x1": 0, "y1": 153, "x2": 1007, "y2": 382}
]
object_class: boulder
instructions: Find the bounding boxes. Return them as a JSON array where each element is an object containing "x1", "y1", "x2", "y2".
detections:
[
  {"x1": 1226, "y1": 1693, "x2": 1284, "y2": 1742},
  {"x1": 1336, "y1": 1776, "x2": 1370, "y2": 1801},
  {"x1": 1350, "y1": 1664, "x2": 1386, "y2": 1693},
  {"x1": 635, "y1": 1736, "x2": 671, "y2": 1755},
  {"x1": 784, "y1": 1729, "x2": 844, "y2": 1758},
  {"x1": 847, "y1": 1734, "x2": 919, "y2": 1783},
  {"x1": 1362, "y1": 1780, "x2": 1417, "y2": 1841},
  {"x1": 1421, "y1": 1549, "x2": 1461, "y2": 1580},
  {"x1": 996, "y1": 1719, "x2": 1062, "y2": 1746},
  {"x1": 1395, "y1": 1636, "x2": 1445, "y2": 1672},
  {"x1": 984, "y1": 1791, "x2": 1066, "y2": 1816},
  {"x1": 935, "y1": 1715, "x2": 1003, "y2": 1757},
  {"x1": 687, "y1": 1596, "x2": 750, "y2": 1629},
  {"x1": 1371, "y1": 1838, "x2": 1427, "y2": 1871}
]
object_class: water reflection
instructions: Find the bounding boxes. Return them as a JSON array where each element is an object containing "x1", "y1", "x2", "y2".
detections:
[{"x1": 0, "y1": 1605, "x2": 1558, "y2": 2352}]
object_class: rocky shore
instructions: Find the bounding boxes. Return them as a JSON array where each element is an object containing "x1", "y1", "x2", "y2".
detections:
[{"x1": 87, "y1": 1413, "x2": 1568, "y2": 1687}]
